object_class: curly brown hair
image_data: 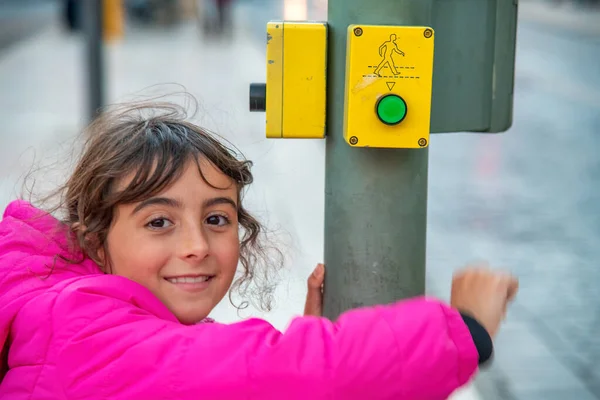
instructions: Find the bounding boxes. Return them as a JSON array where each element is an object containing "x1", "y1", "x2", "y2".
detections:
[{"x1": 34, "y1": 98, "x2": 283, "y2": 312}]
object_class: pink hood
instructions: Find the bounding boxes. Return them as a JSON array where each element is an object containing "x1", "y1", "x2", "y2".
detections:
[
  {"x1": 0, "y1": 200, "x2": 478, "y2": 399},
  {"x1": 0, "y1": 201, "x2": 101, "y2": 374}
]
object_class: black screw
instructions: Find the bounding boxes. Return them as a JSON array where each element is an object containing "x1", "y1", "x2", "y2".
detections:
[
  {"x1": 354, "y1": 27, "x2": 363, "y2": 37},
  {"x1": 418, "y1": 138, "x2": 427, "y2": 147},
  {"x1": 424, "y1": 29, "x2": 433, "y2": 38},
  {"x1": 350, "y1": 136, "x2": 359, "y2": 145}
]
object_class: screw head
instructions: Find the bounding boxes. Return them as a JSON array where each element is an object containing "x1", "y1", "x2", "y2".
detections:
[
  {"x1": 418, "y1": 138, "x2": 428, "y2": 147},
  {"x1": 353, "y1": 27, "x2": 363, "y2": 37},
  {"x1": 424, "y1": 29, "x2": 433, "y2": 38},
  {"x1": 349, "y1": 136, "x2": 359, "y2": 145}
]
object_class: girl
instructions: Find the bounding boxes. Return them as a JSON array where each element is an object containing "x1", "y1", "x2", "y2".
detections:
[{"x1": 0, "y1": 101, "x2": 517, "y2": 399}]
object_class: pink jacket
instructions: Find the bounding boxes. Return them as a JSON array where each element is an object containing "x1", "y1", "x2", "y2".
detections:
[{"x1": 0, "y1": 200, "x2": 478, "y2": 399}]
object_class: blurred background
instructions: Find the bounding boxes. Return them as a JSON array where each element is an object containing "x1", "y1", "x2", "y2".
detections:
[{"x1": 0, "y1": 0, "x2": 599, "y2": 399}]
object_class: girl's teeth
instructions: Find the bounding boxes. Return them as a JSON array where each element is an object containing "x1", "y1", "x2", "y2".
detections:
[{"x1": 167, "y1": 276, "x2": 210, "y2": 284}]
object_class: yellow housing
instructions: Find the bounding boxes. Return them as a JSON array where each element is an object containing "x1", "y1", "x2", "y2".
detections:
[
  {"x1": 344, "y1": 25, "x2": 435, "y2": 148},
  {"x1": 266, "y1": 21, "x2": 327, "y2": 139}
]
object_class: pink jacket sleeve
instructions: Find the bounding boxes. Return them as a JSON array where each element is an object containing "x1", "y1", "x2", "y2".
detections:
[{"x1": 54, "y1": 277, "x2": 478, "y2": 400}]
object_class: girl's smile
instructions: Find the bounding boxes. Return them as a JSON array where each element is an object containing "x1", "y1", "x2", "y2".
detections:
[{"x1": 164, "y1": 274, "x2": 215, "y2": 293}]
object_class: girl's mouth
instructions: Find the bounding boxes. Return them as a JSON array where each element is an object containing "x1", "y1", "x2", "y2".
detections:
[{"x1": 164, "y1": 275, "x2": 215, "y2": 292}]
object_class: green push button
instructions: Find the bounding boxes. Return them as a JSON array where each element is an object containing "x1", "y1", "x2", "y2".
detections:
[{"x1": 376, "y1": 94, "x2": 407, "y2": 125}]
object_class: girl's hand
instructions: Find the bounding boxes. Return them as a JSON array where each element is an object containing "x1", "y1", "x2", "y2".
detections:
[
  {"x1": 304, "y1": 263, "x2": 325, "y2": 317},
  {"x1": 451, "y1": 264, "x2": 519, "y2": 339}
]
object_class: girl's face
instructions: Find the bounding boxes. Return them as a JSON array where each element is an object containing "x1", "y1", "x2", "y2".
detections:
[{"x1": 104, "y1": 158, "x2": 240, "y2": 324}]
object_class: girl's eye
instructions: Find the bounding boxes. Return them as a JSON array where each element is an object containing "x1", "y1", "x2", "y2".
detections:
[
  {"x1": 147, "y1": 218, "x2": 173, "y2": 229},
  {"x1": 206, "y1": 215, "x2": 230, "y2": 227}
]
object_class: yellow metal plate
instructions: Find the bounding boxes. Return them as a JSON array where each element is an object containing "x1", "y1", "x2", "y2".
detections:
[
  {"x1": 282, "y1": 22, "x2": 327, "y2": 139},
  {"x1": 265, "y1": 21, "x2": 327, "y2": 139},
  {"x1": 344, "y1": 25, "x2": 435, "y2": 148}
]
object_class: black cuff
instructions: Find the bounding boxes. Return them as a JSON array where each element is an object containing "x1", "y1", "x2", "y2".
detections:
[{"x1": 459, "y1": 312, "x2": 494, "y2": 366}]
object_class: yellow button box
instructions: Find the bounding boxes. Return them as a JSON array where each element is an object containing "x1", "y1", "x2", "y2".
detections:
[{"x1": 344, "y1": 25, "x2": 435, "y2": 148}]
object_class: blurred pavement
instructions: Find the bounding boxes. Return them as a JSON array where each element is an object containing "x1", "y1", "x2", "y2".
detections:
[
  {"x1": 520, "y1": 0, "x2": 600, "y2": 36},
  {"x1": 0, "y1": 0, "x2": 56, "y2": 52},
  {"x1": 428, "y1": 1, "x2": 600, "y2": 400}
]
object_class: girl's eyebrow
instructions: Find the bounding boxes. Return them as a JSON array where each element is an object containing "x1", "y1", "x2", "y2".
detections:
[
  {"x1": 131, "y1": 196, "x2": 238, "y2": 215},
  {"x1": 132, "y1": 197, "x2": 181, "y2": 215},
  {"x1": 203, "y1": 197, "x2": 238, "y2": 210}
]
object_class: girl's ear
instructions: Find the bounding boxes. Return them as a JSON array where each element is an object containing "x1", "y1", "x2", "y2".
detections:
[
  {"x1": 71, "y1": 222, "x2": 108, "y2": 271},
  {"x1": 97, "y1": 245, "x2": 106, "y2": 266},
  {"x1": 91, "y1": 240, "x2": 110, "y2": 273}
]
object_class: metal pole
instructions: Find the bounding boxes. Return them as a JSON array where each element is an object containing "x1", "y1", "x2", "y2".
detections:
[
  {"x1": 323, "y1": 0, "x2": 434, "y2": 320},
  {"x1": 83, "y1": 0, "x2": 105, "y2": 121}
]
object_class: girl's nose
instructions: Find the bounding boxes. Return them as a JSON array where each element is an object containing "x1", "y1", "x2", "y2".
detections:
[{"x1": 178, "y1": 224, "x2": 210, "y2": 261}]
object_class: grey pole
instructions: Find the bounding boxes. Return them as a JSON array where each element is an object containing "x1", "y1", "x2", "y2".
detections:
[
  {"x1": 82, "y1": 0, "x2": 105, "y2": 121},
  {"x1": 323, "y1": 0, "x2": 434, "y2": 319}
]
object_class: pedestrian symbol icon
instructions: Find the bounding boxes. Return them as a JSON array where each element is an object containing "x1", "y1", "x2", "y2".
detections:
[{"x1": 374, "y1": 34, "x2": 405, "y2": 77}]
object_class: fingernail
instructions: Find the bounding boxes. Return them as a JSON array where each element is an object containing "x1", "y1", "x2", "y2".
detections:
[{"x1": 314, "y1": 263, "x2": 324, "y2": 277}]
